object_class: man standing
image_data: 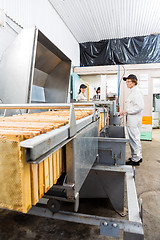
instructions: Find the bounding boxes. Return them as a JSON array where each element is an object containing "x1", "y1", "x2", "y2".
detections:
[{"x1": 120, "y1": 74, "x2": 144, "y2": 166}]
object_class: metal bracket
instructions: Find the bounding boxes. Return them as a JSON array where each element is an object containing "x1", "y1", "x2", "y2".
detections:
[
  {"x1": 51, "y1": 183, "x2": 75, "y2": 191},
  {"x1": 114, "y1": 151, "x2": 122, "y2": 160},
  {"x1": 100, "y1": 148, "x2": 122, "y2": 165},
  {"x1": 63, "y1": 183, "x2": 75, "y2": 190},
  {"x1": 113, "y1": 151, "x2": 123, "y2": 166},
  {"x1": 114, "y1": 207, "x2": 128, "y2": 217},
  {"x1": 69, "y1": 104, "x2": 77, "y2": 137},
  {"x1": 100, "y1": 221, "x2": 119, "y2": 238}
]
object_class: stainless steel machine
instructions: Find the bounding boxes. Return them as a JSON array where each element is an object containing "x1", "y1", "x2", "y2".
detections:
[
  {"x1": 0, "y1": 28, "x2": 144, "y2": 239},
  {"x1": 0, "y1": 27, "x2": 71, "y2": 115}
]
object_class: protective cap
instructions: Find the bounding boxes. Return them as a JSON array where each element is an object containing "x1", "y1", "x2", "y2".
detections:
[
  {"x1": 123, "y1": 74, "x2": 138, "y2": 81},
  {"x1": 80, "y1": 84, "x2": 87, "y2": 88}
]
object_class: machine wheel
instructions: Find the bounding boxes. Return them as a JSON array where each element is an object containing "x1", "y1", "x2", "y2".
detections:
[{"x1": 47, "y1": 199, "x2": 60, "y2": 213}]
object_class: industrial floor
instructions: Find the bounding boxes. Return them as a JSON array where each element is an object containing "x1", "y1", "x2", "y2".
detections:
[{"x1": 0, "y1": 129, "x2": 160, "y2": 240}]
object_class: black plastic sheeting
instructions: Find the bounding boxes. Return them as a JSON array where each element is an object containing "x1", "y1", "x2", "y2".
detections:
[{"x1": 80, "y1": 34, "x2": 160, "y2": 66}]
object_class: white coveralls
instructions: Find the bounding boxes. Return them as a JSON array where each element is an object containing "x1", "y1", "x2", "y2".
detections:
[
  {"x1": 125, "y1": 85, "x2": 144, "y2": 162},
  {"x1": 76, "y1": 92, "x2": 87, "y2": 101}
]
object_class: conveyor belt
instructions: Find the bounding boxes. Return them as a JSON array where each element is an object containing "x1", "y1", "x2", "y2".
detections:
[{"x1": 0, "y1": 104, "x2": 95, "y2": 213}]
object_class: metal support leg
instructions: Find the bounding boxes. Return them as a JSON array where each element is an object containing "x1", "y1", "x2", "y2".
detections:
[{"x1": 124, "y1": 166, "x2": 144, "y2": 240}]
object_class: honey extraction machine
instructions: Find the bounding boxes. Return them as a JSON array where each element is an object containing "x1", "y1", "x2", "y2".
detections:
[{"x1": 0, "y1": 28, "x2": 144, "y2": 240}]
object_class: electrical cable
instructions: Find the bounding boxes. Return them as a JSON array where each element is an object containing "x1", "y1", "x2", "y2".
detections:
[{"x1": 117, "y1": 65, "x2": 125, "y2": 109}]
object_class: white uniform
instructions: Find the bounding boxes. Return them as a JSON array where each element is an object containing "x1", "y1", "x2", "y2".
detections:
[
  {"x1": 125, "y1": 85, "x2": 144, "y2": 162},
  {"x1": 76, "y1": 92, "x2": 87, "y2": 101}
]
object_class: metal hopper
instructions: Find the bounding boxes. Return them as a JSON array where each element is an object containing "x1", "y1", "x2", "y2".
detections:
[{"x1": 0, "y1": 27, "x2": 71, "y2": 115}]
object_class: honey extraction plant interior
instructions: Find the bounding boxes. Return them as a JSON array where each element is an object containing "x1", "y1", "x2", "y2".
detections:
[{"x1": 0, "y1": 1, "x2": 160, "y2": 240}]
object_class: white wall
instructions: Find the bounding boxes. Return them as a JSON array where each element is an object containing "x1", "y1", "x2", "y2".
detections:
[
  {"x1": 0, "y1": 0, "x2": 80, "y2": 66},
  {"x1": 107, "y1": 74, "x2": 118, "y2": 94},
  {"x1": 153, "y1": 78, "x2": 160, "y2": 94}
]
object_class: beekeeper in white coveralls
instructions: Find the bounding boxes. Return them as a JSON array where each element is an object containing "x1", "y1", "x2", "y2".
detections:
[{"x1": 120, "y1": 74, "x2": 144, "y2": 166}]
